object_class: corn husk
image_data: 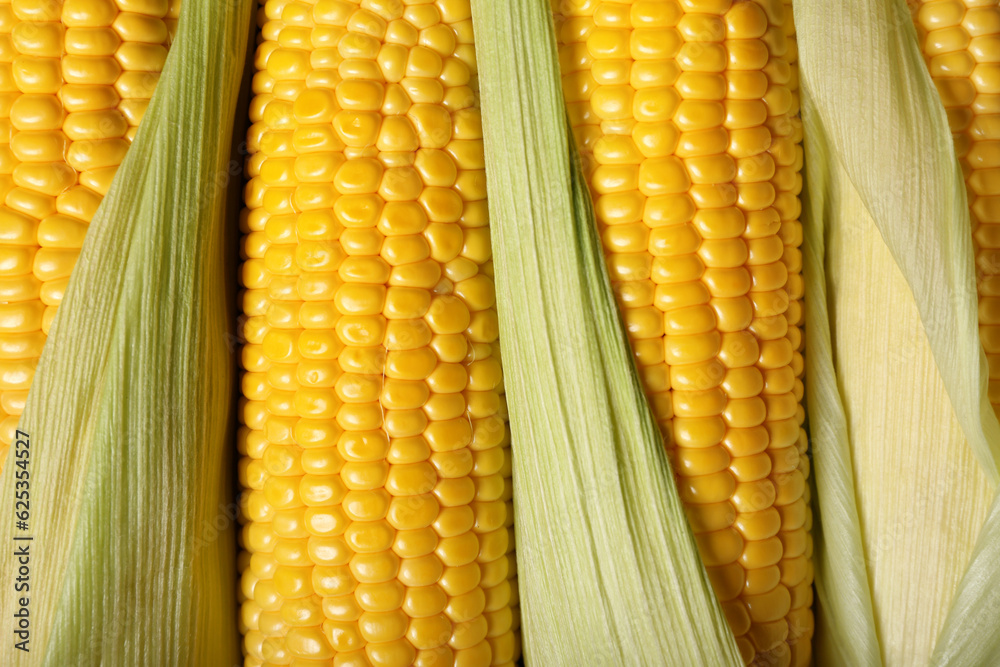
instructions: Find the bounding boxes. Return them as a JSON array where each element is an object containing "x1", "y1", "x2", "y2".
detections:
[
  {"x1": 0, "y1": 2, "x2": 253, "y2": 663},
  {"x1": 797, "y1": 0, "x2": 1000, "y2": 664},
  {"x1": 470, "y1": 1, "x2": 741, "y2": 665}
]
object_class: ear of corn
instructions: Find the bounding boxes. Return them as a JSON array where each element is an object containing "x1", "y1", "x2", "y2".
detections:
[
  {"x1": 550, "y1": 1, "x2": 813, "y2": 664},
  {"x1": 236, "y1": 2, "x2": 520, "y2": 665},
  {"x1": 915, "y1": 2, "x2": 1000, "y2": 664},
  {"x1": 0, "y1": 1, "x2": 251, "y2": 662},
  {"x1": 797, "y1": 0, "x2": 1000, "y2": 664},
  {"x1": 473, "y1": 1, "x2": 744, "y2": 665},
  {"x1": 0, "y1": 0, "x2": 179, "y2": 465}
]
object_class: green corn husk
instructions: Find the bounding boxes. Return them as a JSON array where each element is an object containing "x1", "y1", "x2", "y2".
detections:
[
  {"x1": 470, "y1": 2, "x2": 741, "y2": 665},
  {"x1": 0, "y1": 2, "x2": 253, "y2": 663},
  {"x1": 798, "y1": 0, "x2": 1000, "y2": 664}
]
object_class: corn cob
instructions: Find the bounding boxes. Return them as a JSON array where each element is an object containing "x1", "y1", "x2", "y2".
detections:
[
  {"x1": 553, "y1": 1, "x2": 813, "y2": 664},
  {"x1": 912, "y1": 1, "x2": 1000, "y2": 402},
  {"x1": 236, "y1": 1, "x2": 518, "y2": 665},
  {"x1": 0, "y1": 0, "x2": 176, "y2": 459}
]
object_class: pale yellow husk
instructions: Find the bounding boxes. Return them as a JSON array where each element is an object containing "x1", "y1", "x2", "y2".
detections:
[
  {"x1": 798, "y1": 0, "x2": 1000, "y2": 665},
  {"x1": 821, "y1": 160, "x2": 992, "y2": 665}
]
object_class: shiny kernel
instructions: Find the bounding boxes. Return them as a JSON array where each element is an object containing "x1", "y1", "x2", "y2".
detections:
[
  {"x1": 677, "y1": 15, "x2": 724, "y2": 44},
  {"x1": 669, "y1": 100, "x2": 724, "y2": 134},
  {"x1": 744, "y1": 564, "x2": 782, "y2": 597},
  {"x1": 590, "y1": 164, "x2": 637, "y2": 195},
  {"x1": 727, "y1": 70, "x2": 770, "y2": 101},
  {"x1": 62, "y1": 0, "x2": 119, "y2": 26},
  {"x1": 722, "y1": 425, "x2": 768, "y2": 458},
  {"x1": 333, "y1": 111, "x2": 381, "y2": 147},
  {"x1": 631, "y1": 87, "x2": 680, "y2": 124},
  {"x1": 12, "y1": 56, "x2": 62, "y2": 94},
  {"x1": 588, "y1": 28, "x2": 630, "y2": 59},
  {"x1": 743, "y1": 584, "x2": 791, "y2": 623},
  {"x1": 726, "y1": 1, "x2": 768, "y2": 37},
  {"x1": 335, "y1": 158, "x2": 384, "y2": 195},
  {"x1": 674, "y1": 445, "x2": 730, "y2": 477},
  {"x1": 630, "y1": 1, "x2": 681, "y2": 27},
  {"x1": 918, "y1": 0, "x2": 965, "y2": 30},
  {"x1": 675, "y1": 42, "x2": 726, "y2": 75},
  {"x1": 588, "y1": 85, "x2": 632, "y2": 122},
  {"x1": 631, "y1": 27, "x2": 682, "y2": 61},
  {"x1": 927, "y1": 25, "x2": 973, "y2": 57}
]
